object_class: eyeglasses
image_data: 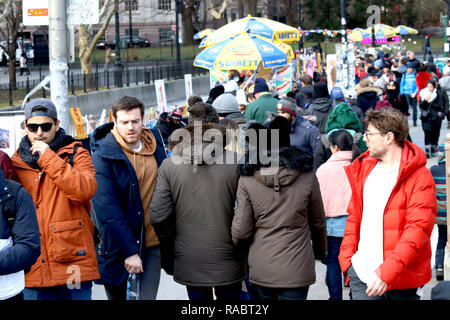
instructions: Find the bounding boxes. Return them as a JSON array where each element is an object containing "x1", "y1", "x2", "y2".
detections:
[
  {"x1": 363, "y1": 131, "x2": 385, "y2": 139},
  {"x1": 26, "y1": 122, "x2": 54, "y2": 133}
]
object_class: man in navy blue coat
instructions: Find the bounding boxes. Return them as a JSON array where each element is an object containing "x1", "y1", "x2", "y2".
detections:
[
  {"x1": 0, "y1": 168, "x2": 40, "y2": 300},
  {"x1": 90, "y1": 96, "x2": 167, "y2": 300},
  {"x1": 276, "y1": 96, "x2": 321, "y2": 156}
]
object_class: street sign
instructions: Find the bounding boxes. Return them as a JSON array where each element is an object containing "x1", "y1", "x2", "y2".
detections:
[
  {"x1": 69, "y1": 108, "x2": 87, "y2": 139},
  {"x1": 184, "y1": 74, "x2": 193, "y2": 104},
  {"x1": 22, "y1": 0, "x2": 49, "y2": 26},
  {"x1": 22, "y1": 0, "x2": 99, "y2": 26},
  {"x1": 67, "y1": 0, "x2": 99, "y2": 25},
  {"x1": 155, "y1": 80, "x2": 167, "y2": 113}
]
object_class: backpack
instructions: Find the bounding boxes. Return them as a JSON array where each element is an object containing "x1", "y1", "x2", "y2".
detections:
[{"x1": 1, "y1": 180, "x2": 22, "y2": 229}]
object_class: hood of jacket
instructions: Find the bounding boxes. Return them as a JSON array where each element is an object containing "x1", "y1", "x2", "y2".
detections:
[
  {"x1": 356, "y1": 86, "x2": 378, "y2": 97},
  {"x1": 311, "y1": 97, "x2": 332, "y2": 112},
  {"x1": 298, "y1": 85, "x2": 314, "y2": 98},
  {"x1": 346, "y1": 140, "x2": 427, "y2": 188},
  {"x1": 111, "y1": 125, "x2": 156, "y2": 157},
  {"x1": 326, "y1": 102, "x2": 361, "y2": 133},
  {"x1": 239, "y1": 146, "x2": 313, "y2": 188},
  {"x1": 168, "y1": 122, "x2": 227, "y2": 165}
]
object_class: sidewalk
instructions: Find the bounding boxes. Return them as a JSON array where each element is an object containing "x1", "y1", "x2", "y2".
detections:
[{"x1": 92, "y1": 116, "x2": 448, "y2": 300}]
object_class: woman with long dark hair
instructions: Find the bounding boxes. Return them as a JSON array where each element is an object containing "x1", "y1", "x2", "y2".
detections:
[
  {"x1": 316, "y1": 129, "x2": 362, "y2": 300},
  {"x1": 231, "y1": 117, "x2": 327, "y2": 300},
  {"x1": 419, "y1": 80, "x2": 446, "y2": 158}
]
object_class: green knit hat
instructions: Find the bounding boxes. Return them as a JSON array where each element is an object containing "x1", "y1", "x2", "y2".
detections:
[{"x1": 325, "y1": 102, "x2": 361, "y2": 133}]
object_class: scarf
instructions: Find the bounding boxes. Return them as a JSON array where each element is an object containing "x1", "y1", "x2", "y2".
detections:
[{"x1": 18, "y1": 128, "x2": 75, "y2": 170}]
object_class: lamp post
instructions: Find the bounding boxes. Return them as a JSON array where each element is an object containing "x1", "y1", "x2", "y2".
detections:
[
  {"x1": 341, "y1": 0, "x2": 347, "y2": 43},
  {"x1": 298, "y1": 0, "x2": 303, "y2": 51},
  {"x1": 175, "y1": 0, "x2": 182, "y2": 76},
  {"x1": 370, "y1": 0, "x2": 376, "y2": 47},
  {"x1": 115, "y1": 0, "x2": 123, "y2": 87}
]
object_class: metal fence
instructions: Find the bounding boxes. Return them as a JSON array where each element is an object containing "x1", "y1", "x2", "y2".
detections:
[{"x1": 0, "y1": 59, "x2": 208, "y2": 107}]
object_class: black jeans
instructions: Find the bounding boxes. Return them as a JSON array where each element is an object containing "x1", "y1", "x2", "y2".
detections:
[
  {"x1": 347, "y1": 264, "x2": 420, "y2": 300},
  {"x1": 255, "y1": 285, "x2": 309, "y2": 301},
  {"x1": 104, "y1": 281, "x2": 127, "y2": 300},
  {"x1": 5, "y1": 292, "x2": 24, "y2": 301}
]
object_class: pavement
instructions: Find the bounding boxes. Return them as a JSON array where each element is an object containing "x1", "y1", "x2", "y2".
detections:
[{"x1": 92, "y1": 115, "x2": 449, "y2": 300}]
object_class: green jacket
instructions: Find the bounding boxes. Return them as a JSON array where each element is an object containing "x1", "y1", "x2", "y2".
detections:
[{"x1": 244, "y1": 93, "x2": 279, "y2": 124}]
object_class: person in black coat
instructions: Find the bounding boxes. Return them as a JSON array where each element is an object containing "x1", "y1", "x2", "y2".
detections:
[
  {"x1": 0, "y1": 168, "x2": 41, "y2": 301},
  {"x1": 386, "y1": 80, "x2": 409, "y2": 116}
]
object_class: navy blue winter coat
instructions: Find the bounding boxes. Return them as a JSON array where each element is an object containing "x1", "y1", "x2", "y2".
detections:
[
  {"x1": 290, "y1": 115, "x2": 322, "y2": 156},
  {"x1": 90, "y1": 122, "x2": 166, "y2": 286},
  {"x1": 0, "y1": 169, "x2": 40, "y2": 276}
]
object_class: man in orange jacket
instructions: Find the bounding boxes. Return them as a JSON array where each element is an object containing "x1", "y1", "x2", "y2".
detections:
[
  {"x1": 11, "y1": 98, "x2": 99, "y2": 300},
  {"x1": 339, "y1": 107, "x2": 437, "y2": 300}
]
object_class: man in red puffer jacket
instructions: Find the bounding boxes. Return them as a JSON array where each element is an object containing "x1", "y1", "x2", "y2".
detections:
[{"x1": 339, "y1": 107, "x2": 437, "y2": 300}]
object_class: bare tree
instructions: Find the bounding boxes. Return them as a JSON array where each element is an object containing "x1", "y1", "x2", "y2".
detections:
[
  {"x1": 77, "y1": 0, "x2": 115, "y2": 88},
  {"x1": 0, "y1": 0, "x2": 21, "y2": 89},
  {"x1": 179, "y1": 0, "x2": 197, "y2": 46}
]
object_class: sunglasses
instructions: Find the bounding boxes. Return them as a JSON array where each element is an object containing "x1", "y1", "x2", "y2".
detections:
[{"x1": 26, "y1": 122, "x2": 54, "y2": 133}]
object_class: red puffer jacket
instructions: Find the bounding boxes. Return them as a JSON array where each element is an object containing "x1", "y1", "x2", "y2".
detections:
[{"x1": 339, "y1": 141, "x2": 437, "y2": 290}]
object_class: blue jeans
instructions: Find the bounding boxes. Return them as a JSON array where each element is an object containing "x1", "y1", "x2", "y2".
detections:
[
  {"x1": 325, "y1": 236, "x2": 344, "y2": 300},
  {"x1": 435, "y1": 225, "x2": 447, "y2": 268},
  {"x1": 405, "y1": 94, "x2": 417, "y2": 121},
  {"x1": 255, "y1": 285, "x2": 309, "y2": 301},
  {"x1": 186, "y1": 282, "x2": 242, "y2": 300},
  {"x1": 347, "y1": 265, "x2": 420, "y2": 300},
  {"x1": 139, "y1": 245, "x2": 161, "y2": 299},
  {"x1": 23, "y1": 281, "x2": 92, "y2": 300}
]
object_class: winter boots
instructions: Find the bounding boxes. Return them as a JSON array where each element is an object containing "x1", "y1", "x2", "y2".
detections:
[
  {"x1": 425, "y1": 145, "x2": 431, "y2": 159},
  {"x1": 435, "y1": 249, "x2": 445, "y2": 281}
]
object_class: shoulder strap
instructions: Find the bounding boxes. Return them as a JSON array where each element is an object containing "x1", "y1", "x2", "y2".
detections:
[
  {"x1": 59, "y1": 144, "x2": 79, "y2": 167},
  {"x1": 68, "y1": 144, "x2": 79, "y2": 167},
  {"x1": 2, "y1": 180, "x2": 21, "y2": 229}
]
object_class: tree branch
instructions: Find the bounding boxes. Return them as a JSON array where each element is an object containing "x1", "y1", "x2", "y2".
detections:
[
  {"x1": 0, "y1": 0, "x2": 11, "y2": 23},
  {"x1": 86, "y1": 6, "x2": 115, "y2": 57}
]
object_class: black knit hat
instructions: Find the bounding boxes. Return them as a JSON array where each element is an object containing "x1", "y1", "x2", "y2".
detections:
[
  {"x1": 312, "y1": 82, "x2": 330, "y2": 99},
  {"x1": 207, "y1": 85, "x2": 225, "y2": 103},
  {"x1": 269, "y1": 116, "x2": 291, "y2": 148}
]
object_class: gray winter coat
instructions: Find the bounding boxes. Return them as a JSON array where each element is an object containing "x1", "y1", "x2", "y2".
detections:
[
  {"x1": 306, "y1": 97, "x2": 333, "y2": 133},
  {"x1": 150, "y1": 123, "x2": 246, "y2": 286}
]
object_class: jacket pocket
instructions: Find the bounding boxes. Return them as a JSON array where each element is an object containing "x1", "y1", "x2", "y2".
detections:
[{"x1": 48, "y1": 219, "x2": 89, "y2": 262}]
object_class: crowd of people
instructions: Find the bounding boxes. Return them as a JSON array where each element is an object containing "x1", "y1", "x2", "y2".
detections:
[{"x1": 0, "y1": 48, "x2": 448, "y2": 301}]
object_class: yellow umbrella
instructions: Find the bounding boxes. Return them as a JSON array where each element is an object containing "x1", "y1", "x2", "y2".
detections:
[
  {"x1": 363, "y1": 24, "x2": 397, "y2": 39},
  {"x1": 201, "y1": 15, "x2": 300, "y2": 48},
  {"x1": 348, "y1": 28, "x2": 372, "y2": 42},
  {"x1": 394, "y1": 25, "x2": 418, "y2": 35},
  {"x1": 194, "y1": 33, "x2": 294, "y2": 71}
]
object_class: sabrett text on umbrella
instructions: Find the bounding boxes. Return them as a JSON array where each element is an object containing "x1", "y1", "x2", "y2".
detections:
[
  {"x1": 217, "y1": 60, "x2": 259, "y2": 68},
  {"x1": 277, "y1": 32, "x2": 298, "y2": 40}
]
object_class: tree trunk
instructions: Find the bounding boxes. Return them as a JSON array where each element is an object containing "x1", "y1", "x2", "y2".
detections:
[
  {"x1": 8, "y1": 39, "x2": 16, "y2": 89},
  {"x1": 77, "y1": 6, "x2": 115, "y2": 89},
  {"x1": 238, "y1": 0, "x2": 244, "y2": 18},
  {"x1": 244, "y1": 0, "x2": 258, "y2": 16},
  {"x1": 181, "y1": 0, "x2": 195, "y2": 46},
  {"x1": 78, "y1": 24, "x2": 95, "y2": 89},
  {"x1": 283, "y1": 0, "x2": 298, "y2": 26}
]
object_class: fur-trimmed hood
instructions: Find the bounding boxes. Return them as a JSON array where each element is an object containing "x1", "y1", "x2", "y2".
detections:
[{"x1": 239, "y1": 146, "x2": 313, "y2": 188}]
